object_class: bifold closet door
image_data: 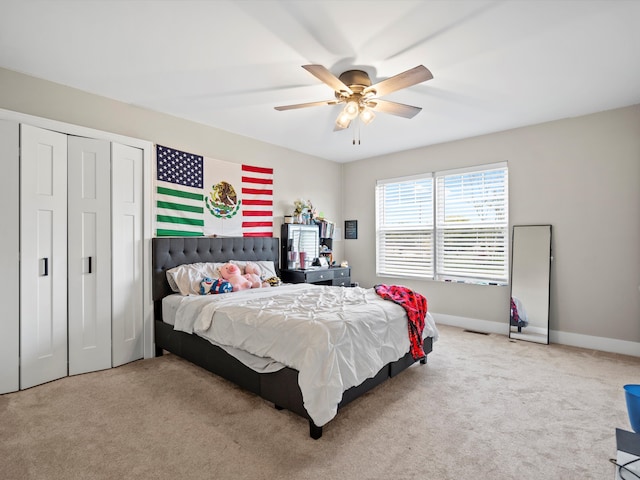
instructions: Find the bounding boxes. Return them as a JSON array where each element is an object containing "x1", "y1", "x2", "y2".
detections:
[
  {"x1": 0, "y1": 121, "x2": 19, "y2": 394},
  {"x1": 67, "y1": 136, "x2": 112, "y2": 375},
  {"x1": 20, "y1": 124, "x2": 68, "y2": 390},
  {"x1": 111, "y1": 142, "x2": 143, "y2": 367}
]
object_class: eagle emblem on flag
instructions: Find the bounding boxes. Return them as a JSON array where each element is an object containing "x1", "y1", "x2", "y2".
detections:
[{"x1": 205, "y1": 180, "x2": 241, "y2": 219}]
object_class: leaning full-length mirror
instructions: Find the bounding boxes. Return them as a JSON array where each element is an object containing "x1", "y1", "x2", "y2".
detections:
[{"x1": 509, "y1": 225, "x2": 552, "y2": 344}]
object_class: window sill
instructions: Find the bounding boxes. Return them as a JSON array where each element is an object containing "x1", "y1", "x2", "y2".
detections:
[
  {"x1": 377, "y1": 272, "x2": 507, "y2": 287},
  {"x1": 442, "y1": 278, "x2": 507, "y2": 286}
]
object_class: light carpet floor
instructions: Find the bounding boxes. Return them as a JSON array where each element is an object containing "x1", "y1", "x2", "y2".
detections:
[{"x1": 1, "y1": 324, "x2": 638, "y2": 480}]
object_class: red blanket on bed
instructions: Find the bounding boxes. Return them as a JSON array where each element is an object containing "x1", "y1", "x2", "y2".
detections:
[{"x1": 374, "y1": 284, "x2": 427, "y2": 360}]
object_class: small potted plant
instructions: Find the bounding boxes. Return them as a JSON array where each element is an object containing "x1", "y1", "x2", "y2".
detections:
[{"x1": 293, "y1": 199, "x2": 315, "y2": 224}]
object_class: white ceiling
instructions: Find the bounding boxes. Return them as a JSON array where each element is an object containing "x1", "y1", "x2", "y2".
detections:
[{"x1": 1, "y1": 0, "x2": 639, "y2": 163}]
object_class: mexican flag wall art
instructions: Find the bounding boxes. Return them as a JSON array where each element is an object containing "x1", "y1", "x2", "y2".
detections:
[{"x1": 155, "y1": 145, "x2": 273, "y2": 237}]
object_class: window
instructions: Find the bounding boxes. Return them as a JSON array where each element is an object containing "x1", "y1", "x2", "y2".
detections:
[
  {"x1": 435, "y1": 164, "x2": 509, "y2": 282},
  {"x1": 376, "y1": 163, "x2": 508, "y2": 283},
  {"x1": 375, "y1": 174, "x2": 434, "y2": 278}
]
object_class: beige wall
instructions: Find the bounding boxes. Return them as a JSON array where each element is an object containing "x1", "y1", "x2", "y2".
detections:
[
  {"x1": 343, "y1": 105, "x2": 640, "y2": 344},
  {"x1": 0, "y1": 67, "x2": 345, "y2": 264},
  {"x1": 2, "y1": 67, "x2": 638, "y2": 349}
]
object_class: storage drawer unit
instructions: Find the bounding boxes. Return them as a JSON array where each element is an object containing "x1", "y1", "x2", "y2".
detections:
[{"x1": 281, "y1": 267, "x2": 351, "y2": 286}]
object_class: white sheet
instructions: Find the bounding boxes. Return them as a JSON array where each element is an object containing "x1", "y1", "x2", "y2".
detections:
[
  {"x1": 162, "y1": 294, "x2": 182, "y2": 326},
  {"x1": 162, "y1": 294, "x2": 286, "y2": 373},
  {"x1": 173, "y1": 284, "x2": 438, "y2": 427}
]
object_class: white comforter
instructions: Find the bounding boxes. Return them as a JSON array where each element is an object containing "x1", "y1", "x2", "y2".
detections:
[{"x1": 173, "y1": 283, "x2": 438, "y2": 427}]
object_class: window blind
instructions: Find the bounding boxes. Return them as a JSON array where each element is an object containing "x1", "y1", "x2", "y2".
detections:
[
  {"x1": 435, "y1": 163, "x2": 508, "y2": 282},
  {"x1": 375, "y1": 175, "x2": 433, "y2": 278}
]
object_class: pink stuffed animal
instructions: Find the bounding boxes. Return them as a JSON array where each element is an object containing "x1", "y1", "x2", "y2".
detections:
[
  {"x1": 244, "y1": 262, "x2": 269, "y2": 288},
  {"x1": 218, "y1": 263, "x2": 252, "y2": 291}
]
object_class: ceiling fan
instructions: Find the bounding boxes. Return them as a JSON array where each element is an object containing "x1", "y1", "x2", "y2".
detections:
[{"x1": 274, "y1": 64, "x2": 433, "y2": 130}]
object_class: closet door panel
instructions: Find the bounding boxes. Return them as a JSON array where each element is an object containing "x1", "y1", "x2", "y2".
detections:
[
  {"x1": 0, "y1": 121, "x2": 19, "y2": 394},
  {"x1": 111, "y1": 142, "x2": 143, "y2": 367},
  {"x1": 68, "y1": 136, "x2": 112, "y2": 375},
  {"x1": 20, "y1": 124, "x2": 68, "y2": 389}
]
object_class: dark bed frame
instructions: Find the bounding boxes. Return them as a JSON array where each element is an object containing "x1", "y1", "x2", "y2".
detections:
[{"x1": 152, "y1": 236, "x2": 433, "y2": 439}]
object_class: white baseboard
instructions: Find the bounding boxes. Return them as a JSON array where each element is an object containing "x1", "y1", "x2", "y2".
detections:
[
  {"x1": 433, "y1": 313, "x2": 640, "y2": 357},
  {"x1": 550, "y1": 330, "x2": 640, "y2": 357},
  {"x1": 433, "y1": 313, "x2": 509, "y2": 336}
]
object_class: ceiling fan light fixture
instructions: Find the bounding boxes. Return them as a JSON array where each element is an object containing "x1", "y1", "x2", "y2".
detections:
[
  {"x1": 344, "y1": 101, "x2": 359, "y2": 119},
  {"x1": 359, "y1": 108, "x2": 375, "y2": 125},
  {"x1": 335, "y1": 111, "x2": 351, "y2": 129},
  {"x1": 275, "y1": 64, "x2": 433, "y2": 133}
]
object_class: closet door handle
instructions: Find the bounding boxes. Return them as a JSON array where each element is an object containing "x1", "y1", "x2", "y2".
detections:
[
  {"x1": 41, "y1": 257, "x2": 48, "y2": 276},
  {"x1": 88, "y1": 256, "x2": 92, "y2": 274}
]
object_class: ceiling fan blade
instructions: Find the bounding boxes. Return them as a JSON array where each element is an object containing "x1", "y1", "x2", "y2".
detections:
[
  {"x1": 274, "y1": 99, "x2": 339, "y2": 111},
  {"x1": 302, "y1": 65, "x2": 353, "y2": 95},
  {"x1": 364, "y1": 65, "x2": 433, "y2": 97},
  {"x1": 369, "y1": 99, "x2": 422, "y2": 119}
]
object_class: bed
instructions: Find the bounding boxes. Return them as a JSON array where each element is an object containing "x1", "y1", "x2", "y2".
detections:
[{"x1": 152, "y1": 236, "x2": 437, "y2": 439}]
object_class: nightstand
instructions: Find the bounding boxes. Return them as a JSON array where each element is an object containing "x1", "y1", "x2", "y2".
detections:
[{"x1": 281, "y1": 267, "x2": 351, "y2": 286}]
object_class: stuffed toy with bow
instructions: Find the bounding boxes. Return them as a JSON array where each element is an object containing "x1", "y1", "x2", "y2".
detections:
[
  {"x1": 244, "y1": 261, "x2": 270, "y2": 288},
  {"x1": 218, "y1": 263, "x2": 252, "y2": 291}
]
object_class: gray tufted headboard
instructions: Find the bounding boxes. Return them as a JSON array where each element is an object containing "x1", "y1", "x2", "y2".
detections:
[{"x1": 151, "y1": 236, "x2": 280, "y2": 310}]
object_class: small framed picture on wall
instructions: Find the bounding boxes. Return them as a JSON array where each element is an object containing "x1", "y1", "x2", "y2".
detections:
[{"x1": 344, "y1": 220, "x2": 358, "y2": 240}]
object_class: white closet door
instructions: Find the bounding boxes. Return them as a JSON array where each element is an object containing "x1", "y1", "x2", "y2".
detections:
[
  {"x1": 20, "y1": 124, "x2": 68, "y2": 389},
  {"x1": 67, "y1": 136, "x2": 112, "y2": 375},
  {"x1": 0, "y1": 121, "x2": 19, "y2": 394},
  {"x1": 111, "y1": 142, "x2": 143, "y2": 367}
]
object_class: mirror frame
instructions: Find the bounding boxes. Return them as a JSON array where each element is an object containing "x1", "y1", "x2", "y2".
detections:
[{"x1": 509, "y1": 224, "x2": 552, "y2": 344}]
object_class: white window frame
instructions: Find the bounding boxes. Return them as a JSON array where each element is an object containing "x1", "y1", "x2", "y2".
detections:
[{"x1": 375, "y1": 162, "x2": 509, "y2": 284}]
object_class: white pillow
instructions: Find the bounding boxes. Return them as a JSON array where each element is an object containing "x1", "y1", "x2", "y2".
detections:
[
  {"x1": 229, "y1": 260, "x2": 278, "y2": 279},
  {"x1": 166, "y1": 262, "x2": 225, "y2": 296}
]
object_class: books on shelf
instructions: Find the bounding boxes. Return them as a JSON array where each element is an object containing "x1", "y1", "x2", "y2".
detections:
[{"x1": 316, "y1": 219, "x2": 335, "y2": 239}]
